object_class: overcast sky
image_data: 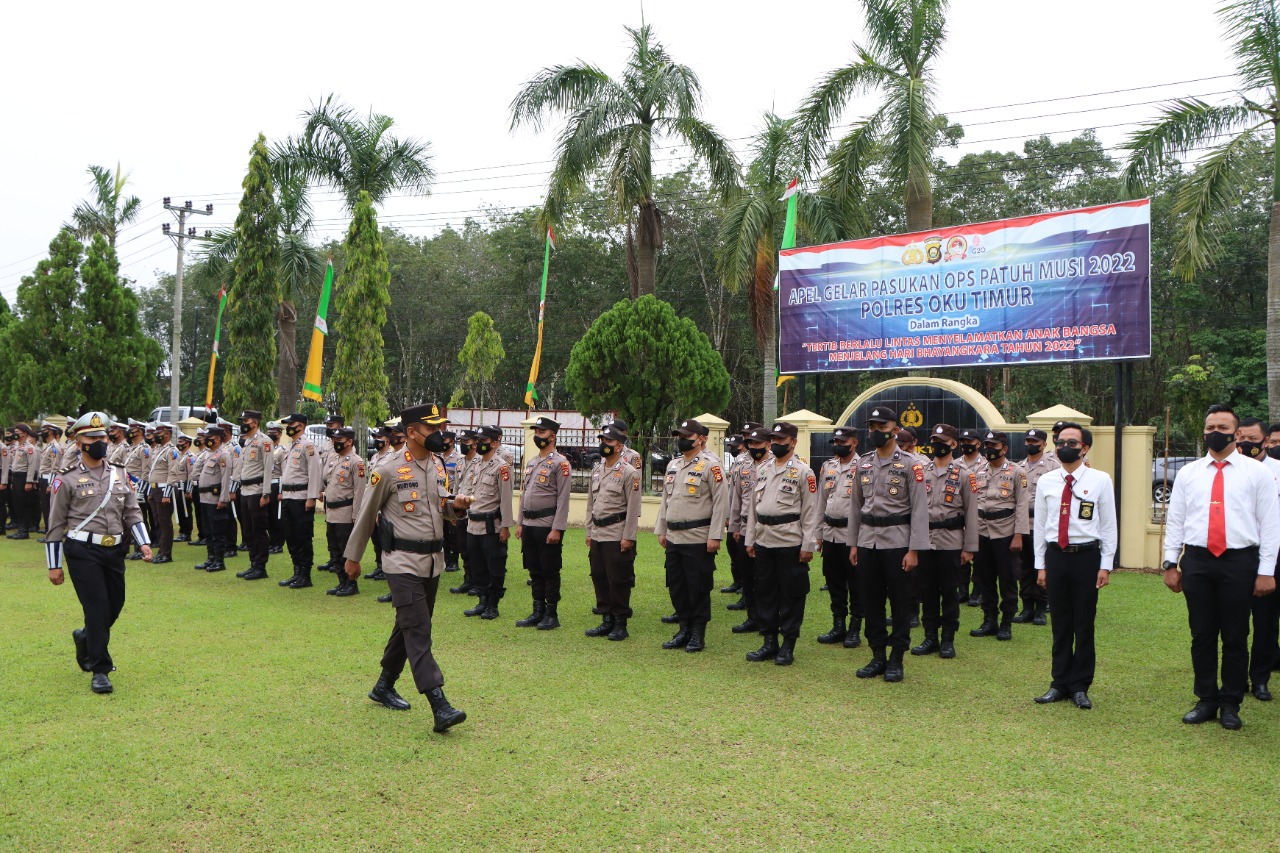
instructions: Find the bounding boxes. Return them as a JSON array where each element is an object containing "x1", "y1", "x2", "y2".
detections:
[{"x1": 0, "y1": 0, "x2": 1237, "y2": 305}]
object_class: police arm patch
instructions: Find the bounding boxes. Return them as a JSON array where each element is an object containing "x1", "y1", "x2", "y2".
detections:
[
  {"x1": 968, "y1": 473, "x2": 979, "y2": 493},
  {"x1": 307, "y1": 444, "x2": 315, "y2": 456},
  {"x1": 632, "y1": 456, "x2": 642, "y2": 469},
  {"x1": 501, "y1": 465, "x2": 510, "y2": 481},
  {"x1": 807, "y1": 473, "x2": 817, "y2": 493},
  {"x1": 50, "y1": 478, "x2": 61, "y2": 494},
  {"x1": 560, "y1": 461, "x2": 571, "y2": 477},
  {"x1": 370, "y1": 472, "x2": 381, "y2": 486},
  {"x1": 913, "y1": 464, "x2": 924, "y2": 483},
  {"x1": 712, "y1": 465, "x2": 723, "y2": 483},
  {"x1": 357, "y1": 462, "x2": 366, "y2": 478}
]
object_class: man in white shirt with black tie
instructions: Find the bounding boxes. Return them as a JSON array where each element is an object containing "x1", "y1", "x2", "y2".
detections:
[
  {"x1": 1163, "y1": 404, "x2": 1280, "y2": 731},
  {"x1": 1031, "y1": 423, "x2": 1116, "y2": 710}
]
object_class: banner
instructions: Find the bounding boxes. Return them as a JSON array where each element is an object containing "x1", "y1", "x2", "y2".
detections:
[
  {"x1": 205, "y1": 286, "x2": 228, "y2": 408},
  {"x1": 301, "y1": 258, "x2": 334, "y2": 403},
  {"x1": 524, "y1": 226, "x2": 554, "y2": 408},
  {"x1": 777, "y1": 200, "x2": 1151, "y2": 373}
]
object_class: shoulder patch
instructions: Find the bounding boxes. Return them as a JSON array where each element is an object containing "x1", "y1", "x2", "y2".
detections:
[
  {"x1": 171, "y1": 448, "x2": 179, "y2": 459},
  {"x1": 560, "y1": 461, "x2": 571, "y2": 477},
  {"x1": 501, "y1": 465, "x2": 510, "y2": 481},
  {"x1": 632, "y1": 456, "x2": 642, "y2": 469},
  {"x1": 712, "y1": 465, "x2": 723, "y2": 483},
  {"x1": 404, "y1": 451, "x2": 412, "y2": 462},
  {"x1": 50, "y1": 478, "x2": 61, "y2": 495},
  {"x1": 913, "y1": 463, "x2": 924, "y2": 483},
  {"x1": 807, "y1": 473, "x2": 817, "y2": 493},
  {"x1": 219, "y1": 456, "x2": 226, "y2": 467},
  {"x1": 263, "y1": 439, "x2": 272, "y2": 451},
  {"x1": 1020, "y1": 474, "x2": 1028, "y2": 488},
  {"x1": 357, "y1": 462, "x2": 366, "y2": 478},
  {"x1": 143, "y1": 447, "x2": 150, "y2": 458},
  {"x1": 968, "y1": 472, "x2": 979, "y2": 493},
  {"x1": 307, "y1": 444, "x2": 315, "y2": 456},
  {"x1": 370, "y1": 471, "x2": 381, "y2": 486}
]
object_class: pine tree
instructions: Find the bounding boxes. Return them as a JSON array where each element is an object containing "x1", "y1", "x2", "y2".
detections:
[
  {"x1": 7, "y1": 230, "x2": 87, "y2": 417},
  {"x1": 79, "y1": 234, "x2": 164, "y2": 416},
  {"x1": 222, "y1": 134, "x2": 281, "y2": 416},
  {"x1": 449, "y1": 311, "x2": 505, "y2": 412},
  {"x1": 331, "y1": 191, "x2": 390, "y2": 432}
]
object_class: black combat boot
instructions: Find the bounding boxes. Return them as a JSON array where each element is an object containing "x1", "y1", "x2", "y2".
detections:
[
  {"x1": 327, "y1": 577, "x2": 349, "y2": 595},
  {"x1": 607, "y1": 617, "x2": 629, "y2": 641},
  {"x1": 856, "y1": 650, "x2": 887, "y2": 678},
  {"x1": 368, "y1": 674, "x2": 411, "y2": 710},
  {"x1": 817, "y1": 616, "x2": 847, "y2": 644},
  {"x1": 1032, "y1": 601, "x2": 1048, "y2": 626},
  {"x1": 585, "y1": 614, "x2": 616, "y2": 637},
  {"x1": 377, "y1": 593, "x2": 392, "y2": 603},
  {"x1": 278, "y1": 569, "x2": 301, "y2": 587},
  {"x1": 685, "y1": 623, "x2": 707, "y2": 653},
  {"x1": 970, "y1": 617, "x2": 998, "y2": 637},
  {"x1": 911, "y1": 632, "x2": 940, "y2": 656},
  {"x1": 746, "y1": 634, "x2": 779, "y2": 662},
  {"x1": 844, "y1": 618, "x2": 862, "y2": 648},
  {"x1": 660, "y1": 612, "x2": 680, "y2": 624},
  {"x1": 205, "y1": 557, "x2": 226, "y2": 572},
  {"x1": 726, "y1": 596, "x2": 746, "y2": 611},
  {"x1": 334, "y1": 579, "x2": 359, "y2": 597},
  {"x1": 449, "y1": 581, "x2": 474, "y2": 595},
  {"x1": 241, "y1": 564, "x2": 268, "y2": 581},
  {"x1": 732, "y1": 617, "x2": 760, "y2": 634},
  {"x1": 480, "y1": 596, "x2": 500, "y2": 619},
  {"x1": 464, "y1": 596, "x2": 488, "y2": 617},
  {"x1": 536, "y1": 603, "x2": 560, "y2": 630},
  {"x1": 1012, "y1": 604, "x2": 1034, "y2": 623},
  {"x1": 425, "y1": 687, "x2": 466, "y2": 732},
  {"x1": 996, "y1": 618, "x2": 1013, "y2": 641},
  {"x1": 287, "y1": 567, "x2": 312, "y2": 588},
  {"x1": 516, "y1": 601, "x2": 545, "y2": 627},
  {"x1": 662, "y1": 623, "x2": 692, "y2": 650},
  {"x1": 939, "y1": 630, "x2": 957, "y2": 659},
  {"x1": 884, "y1": 649, "x2": 905, "y2": 682},
  {"x1": 775, "y1": 636, "x2": 797, "y2": 666}
]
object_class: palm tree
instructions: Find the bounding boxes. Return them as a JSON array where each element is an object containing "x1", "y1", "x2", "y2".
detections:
[
  {"x1": 719, "y1": 114, "x2": 839, "y2": 422},
  {"x1": 510, "y1": 22, "x2": 740, "y2": 298},
  {"x1": 65, "y1": 162, "x2": 141, "y2": 249},
  {"x1": 795, "y1": 0, "x2": 949, "y2": 233},
  {"x1": 1123, "y1": 0, "x2": 1280, "y2": 417}
]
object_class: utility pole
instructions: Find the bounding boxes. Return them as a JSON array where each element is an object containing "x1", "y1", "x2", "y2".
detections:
[
  {"x1": 162, "y1": 198, "x2": 213, "y2": 420},
  {"x1": 188, "y1": 305, "x2": 201, "y2": 405}
]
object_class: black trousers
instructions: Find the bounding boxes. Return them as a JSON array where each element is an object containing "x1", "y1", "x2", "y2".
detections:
[
  {"x1": 1018, "y1": 527, "x2": 1046, "y2": 606},
  {"x1": 148, "y1": 490, "x2": 174, "y2": 558},
  {"x1": 589, "y1": 539, "x2": 636, "y2": 619},
  {"x1": 1251, "y1": 586, "x2": 1280, "y2": 687},
  {"x1": 959, "y1": 556, "x2": 974, "y2": 601},
  {"x1": 280, "y1": 498, "x2": 315, "y2": 569},
  {"x1": 976, "y1": 535, "x2": 1018, "y2": 622},
  {"x1": 192, "y1": 491, "x2": 206, "y2": 540},
  {"x1": 200, "y1": 502, "x2": 230, "y2": 559},
  {"x1": 381, "y1": 572, "x2": 444, "y2": 692},
  {"x1": 268, "y1": 486, "x2": 285, "y2": 548},
  {"x1": 12, "y1": 473, "x2": 36, "y2": 530},
  {"x1": 444, "y1": 519, "x2": 462, "y2": 568},
  {"x1": 65, "y1": 539, "x2": 127, "y2": 675},
  {"x1": 41, "y1": 477, "x2": 52, "y2": 532},
  {"x1": 857, "y1": 546, "x2": 914, "y2": 653},
  {"x1": 175, "y1": 489, "x2": 193, "y2": 536},
  {"x1": 521, "y1": 526, "x2": 563, "y2": 605},
  {"x1": 326, "y1": 521, "x2": 354, "y2": 569},
  {"x1": 1044, "y1": 546, "x2": 1102, "y2": 693},
  {"x1": 1182, "y1": 545, "x2": 1259, "y2": 705},
  {"x1": 136, "y1": 492, "x2": 153, "y2": 546},
  {"x1": 469, "y1": 531, "x2": 509, "y2": 601},
  {"x1": 239, "y1": 493, "x2": 270, "y2": 566},
  {"x1": 664, "y1": 541, "x2": 715, "y2": 625},
  {"x1": 727, "y1": 531, "x2": 755, "y2": 615},
  {"x1": 372, "y1": 521, "x2": 384, "y2": 569},
  {"x1": 461, "y1": 529, "x2": 480, "y2": 589},
  {"x1": 821, "y1": 539, "x2": 859, "y2": 621},
  {"x1": 754, "y1": 545, "x2": 810, "y2": 640},
  {"x1": 918, "y1": 548, "x2": 962, "y2": 634}
]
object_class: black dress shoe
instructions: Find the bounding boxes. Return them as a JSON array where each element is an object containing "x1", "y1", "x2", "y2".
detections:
[
  {"x1": 1252, "y1": 682, "x2": 1272, "y2": 701},
  {"x1": 1182, "y1": 701, "x2": 1219, "y2": 724},
  {"x1": 377, "y1": 593, "x2": 392, "y2": 603},
  {"x1": 444, "y1": 562, "x2": 460, "y2": 572},
  {"x1": 1035, "y1": 687, "x2": 1066, "y2": 704},
  {"x1": 91, "y1": 673, "x2": 113, "y2": 694},
  {"x1": 268, "y1": 545, "x2": 283, "y2": 554},
  {"x1": 1220, "y1": 703, "x2": 1242, "y2": 730},
  {"x1": 967, "y1": 593, "x2": 981, "y2": 607},
  {"x1": 369, "y1": 677, "x2": 411, "y2": 711},
  {"x1": 448, "y1": 583, "x2": 474, "y2": 595},
  {"x1": 126, "y1": 550, "x2": 143, "y2": 560},
  {"x1": 205, "y1": 561, "x2": 226, "y2": 572},
  {"x1": 1073, "y1": 691, "x2": 1092, "y2": 710},
  {"x1": 726, "y1": 597, "x2": 747, "y2": 611},
  {"x1": 152, "y1": 555, "x2": 172, "y2": 564},
  {"x1": 235, "y1": 567, "x2": 251, "y2": 578},
  {"x1": 720, "y1": 582, "x2": 741, "y2": 594},
  {"x1": 191, "y1": 538, "x2": 207, "y2": 546},
  {"x1": 365, "y1": 568, "x2": 387, "y2": 581},
  {"x1": 72, "y1": 629, "x2": 90, "y2": 672}
]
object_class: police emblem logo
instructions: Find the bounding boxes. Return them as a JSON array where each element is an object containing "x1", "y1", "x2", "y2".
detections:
[
  {"x1": 89, "y1": 414, "x2": 103, "y2": 428},
  {"x1": 101, "y1": 534, "x2": 116, "y2": 547},
  {"x1": 370, "y1": 472, "x2": 381, "y2": 486},
  {"x1": 404, "y1": 502, "x2": 416, "y2": 512},
  {"x1": 1079, "y1": 502, "x2": 1095, "y2": 520},
  {"x1": 901, "y1": 404, "x2": 923, "y2": 429},
  {"x1": 889, "y1": 487, "x2": 899, "y2": 495}
]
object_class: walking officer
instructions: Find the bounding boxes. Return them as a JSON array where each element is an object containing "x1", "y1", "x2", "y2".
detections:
[
  {"x1": 461, "y1": 425, "x2": 514, "y2": 621},
  {"x1": 515, "y1": 416, "x2": 572, "y2": 630},
  {"x1": 276, "y1": 414, "x2": 323, "y2": 590},
  {"x1": 970, "y1": 430, "x2": 1028, "y2": 642},
  {"x1": 1014, "y1": 429, "x2": 1059, "y2": 625},
  {"x1": 912, "y1": 424, "x2": 979, "y2": 659},
  {"x1": 814, "y1": 426, "x2": 862, "y2": 647},
  {"x1": 232, "y1": 410, "x2": 273, "y2": 581},
  {"x1": 145, "y1": 422, "x2": 180, "y2": 564},
  {"x1": 193, "y1": 426, "x2": 234, "y2": 573},
  {"x1": 654, "y1": 419, "x2": 728, "y2": 653},
  {"x1": 744, "y1": 422, "x2": 821, "y2": 666},
  {"x1": 44, "y1": 412, "x2": 152, "y2": 694},
  {"x1": 846, "y1": 407, "x2": 931, "y2": 682},
  {"x1": 321, "y1": 427, "x2": 367, "y2": 597},
  {"x1": 342, "y1": 403, "x2": 469, "y2": 733},
  {"x1": 584, "y1": 422, "x2": 642, "y2": 641}
]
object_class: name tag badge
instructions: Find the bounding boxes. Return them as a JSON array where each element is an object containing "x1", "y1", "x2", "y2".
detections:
[{"x1": 1078, "y1": 501, "x2": 1095, "y2": 520}]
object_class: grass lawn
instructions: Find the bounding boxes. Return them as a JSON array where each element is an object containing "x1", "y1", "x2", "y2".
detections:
[{"x1": 2, "y1": 526, "x2": 1278, "y2": 851}]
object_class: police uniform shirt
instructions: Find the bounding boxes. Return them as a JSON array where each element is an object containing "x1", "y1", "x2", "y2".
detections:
[
  {"x1": 1031, "y1": 465, "x2": 1118, "y2": 571},
  {"x1": 976, "y1": 459, "x2": 1028, "y2": 539},
  {"x1": 464, "y1": 454, "x2": 515, "y2": 536},
  {"x1": 237, "y1": 432, "x2": 273, "y2": 496},
  {"x1": 270, "y1": 442, "x2": 285, "y2": 485},
  {"x1": 62, "y1": 444, "x2": 81, "y2": 469},
  {"x1": 1, "y1": 442, "x2": 9, "y2": 485},
  {"x1": 442, "y1": 446, "x2": 463, "y2": 489},
  {"x1": 745, "y1": 455, "x2": 820, "y2": 552},
  {"x1": 1016, "y1": 453, "x2": 1061, "y2": 535},
  {"x1": 924, "y1": 458, "x2": 980, "y2": 552},
  {"x1": 519, "y1": 450, "x2": 572, "y2": 530},
  {"x1": 124, "y1": 442, "x2": 151, "y2": 492},
  {"x1": 456, "y1": 452, "x2": 478, "y2": 499},
  {"x1": 45, "y1": 460, "x2": 147, "y2": 567},
  {"x1": 197, "y1": 447, "x2": 234, "y2": 505},
  {"x1": 189, "y1": 448, "x2": 208, "y2": 489},
  {"x1": 280, "y1": 436, "x2": 323, "y2": 501},
  {"x1": 175, "y1": 446, "x2": 193, "y2": 487},
  {"x1": 1164, "y1": 454, "x2": 1280, "y2": 574},
  {"x1": 322, "y1": 451, "x2": 367, "y2": 524},
  {"x1": 107, "y1": 440, "x2": 128, "y2": 466},
  {"x1": 845, "y1": 449, "x2": 932, "y2": 551},
  {"x1": 586, "y1": 457, "x2": 641, "y2": 542},
  {"x1": 40, "y1": 438, "x2": 64, "y2": 481},
  {"x1": 618, "y1": 445, "x2": 643, "y2": 473},
  {"x1": 958, "y1": 452, "x2": 989, "y2": 478},
  {"x1": 148, "y1": 440, "x2": 181, "y2": 496},
  {"x1": 726, "y1": 449, "x2": 756, "y2": 536},
  {"x1": 344, "y1": 449, "x2": 457, "y2": 578},
  {"x1": 654, "y1": 450, "x2": 728, "y2": 546},
  {"x1": 815, "y1": 455, "x2": 856, "y2": 543},
  {"x1": 12, "y1": 438, "x2": 36, "y2": 477}
]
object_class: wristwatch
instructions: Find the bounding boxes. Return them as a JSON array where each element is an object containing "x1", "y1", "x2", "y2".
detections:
[{"x1": 1162, "y1": 560, "x2": 1178, "y2": 571}]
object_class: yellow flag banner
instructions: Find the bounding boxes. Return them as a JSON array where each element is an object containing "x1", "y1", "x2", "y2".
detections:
[
  {"x1": 301, "y1": 258, "x2": 334, "y2": 403},
  {"x1": 524, "y1": 227, "x2": 554, "y2": 408}
]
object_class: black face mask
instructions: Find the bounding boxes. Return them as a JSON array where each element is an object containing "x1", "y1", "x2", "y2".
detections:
[
  {"x1": 476, "y1": 442, "x2": 492, "y2": 455},
  {"x1": 424, "y1": 431, "x2": 447, "y2": 454},
  {"x1": 460, "y1": 444, "x2": 473, "y2": 455},
  {"x1": 599, "y1": 444, "x2": 615, "y2": 457},
  {"x1": 770, "y1": 442, "x2": 790, "y2": 458},
  {"x1": 870, "y1": 430, "x2": 892, "y2": 449},
  {"x1": 1025, "y1": 443, "x2": 1044, "y2": 456},
  {"x1": 982, "y1": 446, "x2": 1003, "y2": 461},
  {"x1": 1056, "y1": 446, "x2": 1083, "y2": 464},
  {"x1": 930, "y1": 440, "x2": 952, "y2": 458},
  {"x1": 676, "y1": 438, "x2": 696, "y2": 453},
  {"x1": 960, "y1": 443, "x2": 979, "y2": 456},
  {"x1": 832, "y1": 443, "x2": 853, "y2": 458},
  {"x1": 287, "y1": 426, "x2": 302, "y2": 437},
  {"x1": 443, "y1": 444, "x2": 454, "y2": 455},
  {"x1": 1205, "y1": 431, "x2": 1234, "y2": 454},
  {"x1": 1268, "y1": 446, "x2": 1280, "y2": 461},
  {"x1": 238, "y1": 436, "x2": 247, "y2": 447},
  {"x1": 1238, "y1": 440, "x2": 1264, "y2": 459},
  {"x1": 533, "y1": 435, "x2": 552, "y2": 450},
  {"x1": 373, "y1": 439, "x2": 387, "y2": 450},
  {"x1": 84, "y1": 440, "x2": 108, "y2": 461},
  {"x1": 332, "y1": 441, "x2": 347, "y2": 453},
  {"x1": 748, "y1": 446, "x2": 768, "y2": 461}
]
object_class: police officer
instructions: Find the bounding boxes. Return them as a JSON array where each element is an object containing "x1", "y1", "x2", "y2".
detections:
[
  {"x1": 912, "y1": 424, "x2": 979, "y2": 659},
  {"x1": 45, "y1": 412, "x2": 152, "y2": 694},
  {"x1": 461, "y1": 425, "x2": 514, "y2": 620},
  {"x1": 745, "y1": 422, "x2": 820, "y2": 666},
  {"x1": 970, "y1": 430, "x2": 1028, "y2": 641},
  {"x1": 654, "y1": 419, "x2": 728, "y2": 652},
  {"x1": 7, "y1": 424, "x2": 40, "y2": 538},
  {"x1": 516, "y1": 416, "x2": 572, "y2": 630},
  {"x1": 186, "y1": 428, "x2": 209, "y2": 546},
  {"x1": 194, "y1": 426, "x2": 234, "y2": 573},
  {"x1": 0, "y1": 430, "x2": 12, "y2": 533},
  {"x1": 440, "y1": 431, "x2": 464, "y2": 573},
  {"x1": 173, "y1": 432, "x2": 195, "y2": 543},
  {"x1": 815, "y1": 426, "x2": 861, "y2": 647},
  {"x1": 220, "y1": 418, "x2": 243, "y2": 557},
  {"x1": 319, "y1": 412, "x2": 344, "y2": 459},
  {"x1": 365, "y1": 426, "x2": 395, "y2": 585},
  {"x1": 1014, "y1": 428, "x2": 1059, "y2": 625},
  {"x1": 123, "y1": 420, "x2": 152, "y2": 560},
  {"x1": 231, "y1": 410, "x2": 273, "y2": 581},
  {"x1": 724, "y1": 421, "x2": 763, "y2": 613},
  {"x1": 846, "y1": 407, "x2": 931, "y2": 682},
  {"x1": 955, "y1": 428, "x2": 988, "y2": 606},
  {"x1": 450, "y1": 430, "x2": 479, "y2": 595},
  {"x1": 266, "y1": 421, "x2": 286, "y2": 554},
  {"x1": 145, "y1": 422, "x2": 180, "y2": 564},
  {"x1": 321, "y1": 427, "x2": 367, "y2": 597},
  {"x1": 38, "y1": 420, "x2": 66, "y2": 538},
  {"x1": 585, "y1": 422, "x2": 642, "y2": 640},
  {"x1": 276, "y1": 414, "x2": 323, "y2": 590},
  {"x1": 343, "y1": 403, "x2": 468, "y2": 733},
  {"x1": 106, "y1": 421, "x2": 129, "y2": 465}
]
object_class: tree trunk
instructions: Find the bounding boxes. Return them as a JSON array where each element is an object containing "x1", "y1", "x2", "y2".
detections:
[
  {"x1": 277, "y1": 300, "x2": 299, "y2": 415},
  {"x1": 625, "y1": 217, "x2": 639, "y2": 299},
  {"x1": 763, "y1": 322, "x2": 778, "y2": 425},
  {"x1": 635, "y1": 199, "x2": 662, "y2": 297},
  {"x1": 905, "y1": 170, "x2": 933, "y2": 232},
  {"x1": 1268, "y1": 197, "x2": 1280, "y2": 421}
]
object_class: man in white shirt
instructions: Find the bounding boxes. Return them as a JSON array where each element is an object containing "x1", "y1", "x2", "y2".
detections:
[
  {"x1": 1031, "y1": 423, "x2": 1117, "y2": 710},
  {"x1": 1163, "y1": 404, "x2": 1280, "y2": 731},
  {"x1": 1237, "y1": 416, "x2": 1280, "y2": 701}
]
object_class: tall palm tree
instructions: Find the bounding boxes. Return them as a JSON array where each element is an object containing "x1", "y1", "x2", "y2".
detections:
[
  {"x1": 795, "y1": 0, "x2": 948, "y2": 233},
  {"x1": 1123, "y1": 0, "x2": 1280, "y2": 417},
  {"x1": 719, "y1": 114, "x2": 839, "y2": 422},
  {"x1": 65, "y1": 162, "x2": 141, "y2": 249},
  {"x1": 510, "y1": 22, "x2": 739, "y2": 298}
]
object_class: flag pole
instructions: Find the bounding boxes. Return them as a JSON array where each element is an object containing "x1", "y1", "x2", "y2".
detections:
[
  {"x1": 524, "y1": 226, "x2": 554, "y2": 409},
  {"x1": 205, "y1": 285, "x2": 228, "y2": 409}
]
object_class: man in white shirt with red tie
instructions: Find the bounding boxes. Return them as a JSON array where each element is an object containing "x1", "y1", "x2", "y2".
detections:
[
  {"x1": 1032, "y1": 423, "x2": 1117, "y2": 710},
  {"x1": 1236, "y1": 416, "x2": 1280, "y2": 701},
  {"x1": 1164, "y1": 404, "x2": 1280, "y2": 731}
]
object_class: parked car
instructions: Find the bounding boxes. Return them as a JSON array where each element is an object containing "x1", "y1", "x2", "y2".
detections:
[
  {"x1": 1152, "y1": 456, "x2": 1197, "y2": 502},
  {"x1": 148, "y1": 405, "x2": 217, "y2": 424}
]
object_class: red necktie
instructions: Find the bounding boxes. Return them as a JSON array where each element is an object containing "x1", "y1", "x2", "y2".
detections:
[
  {"x1": 1208, "y1": 460, "x2": 1228, "y2": 557},
  {"x1": 1058, "y1": 473, "x2": 1074, "y2": 549}
]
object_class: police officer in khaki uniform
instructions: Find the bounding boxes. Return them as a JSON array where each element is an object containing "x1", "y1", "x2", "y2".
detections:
[
  {"x1": 654, "y1": 419, "x2": 728, "y2": 653},
  {"x1": 846, "y1": 407, "x2": 931, "y2": 682},
  {"x1": 956, "y1": 428, "x2": 988, "y2": 606},
  {"x1": 194, "y1": 426, "x2": 234, "y2": 572},
  {"x1": 970, "y1": 430, "x2": 1029, "y2": 641},
  {"x1": 7, "y1": 424, "x2": 40, "y2": 538},
  {"x1": 516, "y1": 416, "x2": 572, "y2": 631},
  {"x1": 38, "y1": 420, "x2": 66, "y2": 538},
  {"x1": 450, "y1": 429, "x2": 480, "y2": 595},
  {"x1": 266, "y1": 421, "x2": 286, "y2": 554},
  {"x1": 186, "y1": 428, "x2": 209, "y2": 546},
  {"x1": 145, "y1": 422, "x2": 180, "y2": 564},
  {"x1": 277, "y1": 413, "x2": 323, "y2": 590},
  {"x1": 1014, "y1": 428, "x2": 1059, "y2": 626},
  {"x1": 724, "y1": 421, "x2": 763, "y2": 616},
  {"x1": 815, "y1": 425, "x2": 862, "y2": 647},
  {"x1": 745, "y1": 422, "x2": 821, "y2": 666},
  {"x1": 343, "y1": 403, "x2": 468, "y2": 733},
  {"x1": 123, "y1": 420, "x2": 152, "y2": 560},
  {"x1": 322, "y1": 427, "x2": 367, "y2": 597},
  {"x1": 585, "y1": 422, "x2": 642, "y2": 641},
  {"x1": 912, "y1": 424, "x2": 979, "y2": 659},
  {"x1": 173, "y1": 433, "x2": 195, "y2": 543},
  {"x1": 0, "y1": 430, "x2": 11, "y2": 533},
  {"x1": 461, "y1": 425, "x2": 514, "y2": 620},
  {"x1": 45, "y1": 412, "x2": 152, "y2": 694},
  {"x1": 232, "y1": 410, "x2": 273, "y2": 580},
  {"x1": 440, "y1": 431, "x2": 464, "y2": 573}
]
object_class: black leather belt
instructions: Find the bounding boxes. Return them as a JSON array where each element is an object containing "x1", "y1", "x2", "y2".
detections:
[
  {"x1": 759, "y1": 513, "x2": 801, "y2": 526},
  {"x1": 469, "y1": 509, "x2": 501, "y2": 522},
  {"x1": 386, "y1": 537, "x2": 444, "y2": 555},
  {"x1": 327, "y1": 498, "x2": 354, "y2": 509},
  {"x1": 1047, "y1": 540, "x2": 1099, "y2": 553},
  {"x1": 979, "y1": 508, "x2": 1015, "y2": 521},
  {"x1": 823, "y1": 515, "x2": 848, "y2": 528},
  {"x1": 667, "y1": 518, "x2": 711, "y2": 531},
  {"x1": 863, "y1": 513, "x2": 911, "y2": 527},
  {"x1": 592, "y1": 511, "x2": 627, "y2": 527},
  {"x1": 522, "y1": 506, "x2": 556, "y2": 520},
  {"x1": 191, "y1": 484, "x2": 202, "y2": 496},
  {"x1": 929, "y1": 516, "x2": 966, "y2": 530},
  {"x1": 240, "y1": 476, "x2": 264, "y2": 487},
  {"x1": 281, "y1": 483, "x2": 307, "y2": 492}
]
